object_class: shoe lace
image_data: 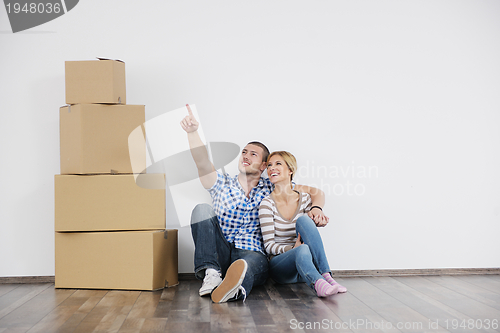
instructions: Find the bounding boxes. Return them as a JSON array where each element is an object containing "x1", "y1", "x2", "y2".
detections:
[
  {"x1": 239, "y1": 286, "x2": 247, "y2": 302},
  {"x1": 203, "y1": 270, "x2": 220, "y2": 284}
]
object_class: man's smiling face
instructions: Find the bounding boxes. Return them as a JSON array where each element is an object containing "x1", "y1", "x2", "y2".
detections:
[{"x1": 238, "y1": 144, "x2": 267, "y2": 176}]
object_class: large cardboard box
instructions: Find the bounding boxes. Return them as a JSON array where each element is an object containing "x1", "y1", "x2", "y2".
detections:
[
  {"x1": 55, "y1": 230, "x2": 178, "y2": 290},
  {"x1": 60, "y1": 104, "x2": 146, "y2": 175},
  {"x1": 55, "y1": 174, "x2": 166, "y2": 232},
  {"x1": 65, "y1": 59, "x2": 126, "y2": 104}
]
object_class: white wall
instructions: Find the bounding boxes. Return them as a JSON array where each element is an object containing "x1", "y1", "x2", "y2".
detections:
[{"x1": 1, "y1": 0, "x2": 499, "y2": 277}]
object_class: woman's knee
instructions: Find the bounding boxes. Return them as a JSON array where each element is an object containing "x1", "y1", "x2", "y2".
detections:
[
  {"x1": 295, "y1": 244, "x2": 312, "y2": 260},
  {"x1": 296, "y1": 215, "x2": 315, "y2": 232}
]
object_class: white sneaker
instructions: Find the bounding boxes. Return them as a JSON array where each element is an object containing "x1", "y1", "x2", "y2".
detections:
[{"x1": 199, "y1": 268, "x2": 222, "y2": 296}]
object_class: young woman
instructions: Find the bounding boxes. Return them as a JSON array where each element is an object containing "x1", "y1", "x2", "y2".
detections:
[{"x1": 259, "y1": 151, "x2": 347, "y2": 297}]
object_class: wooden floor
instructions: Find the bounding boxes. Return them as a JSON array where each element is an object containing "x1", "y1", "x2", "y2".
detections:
[{"x1": 0, "y1": 275, "x2": 499, "y2": 333}]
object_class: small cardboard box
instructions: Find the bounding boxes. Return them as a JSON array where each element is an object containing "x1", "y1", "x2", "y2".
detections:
[
  {"x1": 60, "y1": 104, "x2": 145, "y2": 175},
  {"x1": 55, "y1": 174, "x2": 166, "y2": 232},
  {"x1": 65, "y1": 59, "x2": 126, "y2": 104},
  {"x1": 55, "y1": 230, "x2": 178, "y2": 290}
]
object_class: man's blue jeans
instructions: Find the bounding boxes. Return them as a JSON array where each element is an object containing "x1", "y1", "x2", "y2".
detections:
[
  {"x1": 268, "y1": 215, "x2": 331, "y2": 290},
  {"x1": 190, "y1": 203, "x2": 269, "y2": 295}
]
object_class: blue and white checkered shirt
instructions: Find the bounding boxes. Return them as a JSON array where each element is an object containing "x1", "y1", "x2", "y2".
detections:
[{"x1": 208, "y1": 170, "x2": 273, "y2": 254}]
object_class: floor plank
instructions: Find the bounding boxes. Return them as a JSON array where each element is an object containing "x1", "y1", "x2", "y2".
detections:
[
  {"x1": 353, "y1": 277, "x2": 449, "y2": 333},
  {"x1": 287, "y1": 283, "x2": 353, "y2": 333},
  {"x1": 0, "y1": 284, "x2": 52, "y2": 321},
  {"x1": 227, "y1": 301, "x2": 257, "y2": 331},
  {"x1": 72, "y1": 290, "x2": 140, "y2": 333},
  {"x1": 165, "y1": 286, "x2": 191, "y2": 323},
  {"x1": 395, "y1": 276, "x2": 500, "y2": 327},
  {"x1": 25, "y1": 290, "x2": 98, "y2": 333},
  {"x1": 49, "y1": 290, "x2": 107, "y2": 333},
  {"x1": 93, "y1": 290, "x2": 141, "y2": 333},
  {"x1": 366, "y1": 276, "x2": 499, "y2": 333},
  {"x1": 125, "y1": 291, "x2": 162, "y2": 319},
  {"x1": 425, "y1": 275, "x2": 500, "y2": 311},
  {"x1": 0, "y1": 285, "x2": 73, "y2": 331},
  {"x1": 0, "y1": 286, "x2": 19, "y2": 299},
  {"x1": 187, "y1": 281, "x2": 211, "y2": 323},
  {"x1": 164, "y1": 321, "x2": 210, "y2": 333},
  {"x1": 262, "y1": 280, "x2": 302, "y2": 331},
  {"x1": 320, "y1": 277, "x2": 400, "y2": 333},
  {"x1": 152, "y1": 287, "x2": 177, "y2": 319},
  {"x1": 273, "y1": 284, "x2": 300, "y2": 300},
  {"x1": 138, "y1": 318, "x2": 167, "y2": 333},
  {"x1": 455, "y1": 275, "x2": 500, "y2": 294}
]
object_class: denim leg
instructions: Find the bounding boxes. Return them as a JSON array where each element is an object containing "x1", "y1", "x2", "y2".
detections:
[
  {"x1": 231, "y1": 247, "x2": 269, "y2": 295},
  {"x1": 269, "y1": 245, "x2": 323, "y2": 290},
  {"x1": 191, "y1": 204, "x2": 231, "y2": 280},
  {"x1": 296, "y1": 215, "x2": 331, "y2": 275}
]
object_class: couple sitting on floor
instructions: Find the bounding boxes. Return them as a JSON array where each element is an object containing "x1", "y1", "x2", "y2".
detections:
[{"x1": 181, "y1": 105, "x2": 347, "y2": 303}]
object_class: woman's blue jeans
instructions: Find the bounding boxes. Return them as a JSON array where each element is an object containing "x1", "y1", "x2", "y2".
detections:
[
  {"x1": 269, "y1": 215, "x2": 331, "y2": 290},
  {"x1": 190, "y1": 203, "x2": 269, "y2": 295}
]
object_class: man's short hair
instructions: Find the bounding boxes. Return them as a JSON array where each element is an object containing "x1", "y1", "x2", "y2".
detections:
[{"x1": 247, "y1": 141, "x2": 270, "y2": 162}]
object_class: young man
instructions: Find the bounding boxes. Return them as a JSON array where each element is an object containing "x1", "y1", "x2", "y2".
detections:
[{"x1": 180, "y1": 104, "x2": 329, "y2": 303}]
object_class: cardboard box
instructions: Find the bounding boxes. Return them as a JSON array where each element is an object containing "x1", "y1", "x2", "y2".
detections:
[
  {"x1": 55, "y1": 174, "x2": 166, "y2": 232},
  {"x1": 55, "y1": 230, "x2": 178, "y2": 290},
  {"x1": 65, "y1": 59, "x2": 126, "y2": 104},
  {"x1": 60, "y1": 104, "x2": 146, "y2": 175}
]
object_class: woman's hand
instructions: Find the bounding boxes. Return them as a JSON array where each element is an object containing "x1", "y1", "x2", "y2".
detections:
[
  {"x1": 308, "y1": 208, "x2": 329, "y2": 227},
  {"x1": 293, "y1": 234, "x2": 302, "y2": 249}
]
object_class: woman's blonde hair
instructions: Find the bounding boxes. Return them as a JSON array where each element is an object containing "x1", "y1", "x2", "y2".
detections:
[{"x1": 267, "y1": 151, "x2": 297, "y2": 182}]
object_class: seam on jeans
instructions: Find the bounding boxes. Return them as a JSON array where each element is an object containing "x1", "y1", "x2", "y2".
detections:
[{"x1": 210, "y1": 215, "x2": 232, "y2": 250}]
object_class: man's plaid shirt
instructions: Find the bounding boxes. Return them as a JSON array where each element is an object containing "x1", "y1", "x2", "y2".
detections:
[{"x1": 208, "y1": 170, "x2": 273, "y2": 254}]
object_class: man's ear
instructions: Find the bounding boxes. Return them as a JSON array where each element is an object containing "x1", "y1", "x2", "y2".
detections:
[{"x1": 260, "y1": 161, "x2": 267, "y2": 172}]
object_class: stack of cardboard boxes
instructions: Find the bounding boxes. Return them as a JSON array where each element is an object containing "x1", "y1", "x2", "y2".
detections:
[{"x1": 55, "y1": 59, "x2": 178, "y2": 290}]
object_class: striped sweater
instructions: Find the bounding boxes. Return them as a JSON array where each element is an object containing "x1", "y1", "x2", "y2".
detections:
[{"x1": 258, "y1": 191, "x2": 312, "y2": 257}]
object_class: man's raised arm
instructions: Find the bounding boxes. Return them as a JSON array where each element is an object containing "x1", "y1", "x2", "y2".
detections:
[
  {"x1": 294, "y1": 184, "x2": 329, "y2": 227},
  {"x1": 180, "y1": 104, "x2": 217, "y2": 189}
]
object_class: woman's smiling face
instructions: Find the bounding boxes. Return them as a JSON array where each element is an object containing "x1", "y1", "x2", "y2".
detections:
[{"x1": 267, "y1": 154, "x2": 292, "y2": 184}]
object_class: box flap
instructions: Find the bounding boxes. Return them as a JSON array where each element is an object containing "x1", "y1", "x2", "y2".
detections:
[{"x1": 96, "y1": 57, "x2": 124, "y2": 63}]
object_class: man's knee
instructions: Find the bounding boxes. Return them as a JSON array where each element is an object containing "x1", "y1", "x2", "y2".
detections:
[
  {"x1": 191, "y1": 203, "x2": 216, "y2": 226},
  {"x1": 240, "y1": 252, "x2": 269, "y2": 273}
]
